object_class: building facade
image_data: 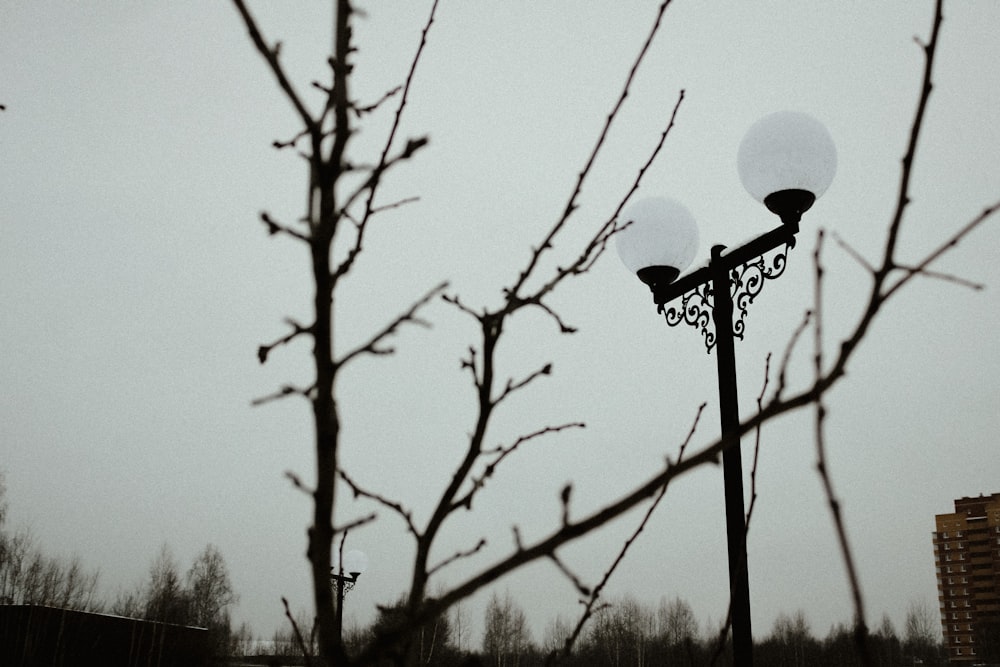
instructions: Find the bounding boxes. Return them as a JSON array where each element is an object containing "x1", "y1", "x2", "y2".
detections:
[{"x1": 933, "y1": 493, "x2": 1000, "y2": 664}]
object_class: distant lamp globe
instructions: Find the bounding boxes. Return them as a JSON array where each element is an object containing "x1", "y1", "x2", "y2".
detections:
[
  {"x1": 615, "y1": 197, "x2": 699, "y2": 292},
  {"x1": 737, "y1": 111, "x2": 837, "y2": 224},
  {"x1": 336, "y1": 549, "x2": 368, "y2": 578}
]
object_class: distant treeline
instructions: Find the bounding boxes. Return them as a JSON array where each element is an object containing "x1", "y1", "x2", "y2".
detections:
[
  {"x1": 322, "y1": 591, "x2": 946, "y2": 667},
  {"x1": 0, "y1": 474, "x2": 951, "y2": 665}
]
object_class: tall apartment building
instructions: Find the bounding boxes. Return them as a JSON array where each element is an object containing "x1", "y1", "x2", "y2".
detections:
[{"x1": 933, "y1": 493, "x2": 1000, "y2": 664}]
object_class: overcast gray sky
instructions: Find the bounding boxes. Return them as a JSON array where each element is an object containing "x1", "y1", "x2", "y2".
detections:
[{"x1": 3, "y1": 0, "x2": 999, "y2": 646}]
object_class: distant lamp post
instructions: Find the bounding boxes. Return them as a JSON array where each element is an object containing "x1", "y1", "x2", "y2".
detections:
[
  {"x1": 331, "y1": 548, "x2": 368, "y2": 642},
  {"x1": 616, "y1": 111, "x2": 836, "y2": 667}
]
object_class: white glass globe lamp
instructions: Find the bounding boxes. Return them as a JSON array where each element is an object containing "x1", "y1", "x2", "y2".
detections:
[
  {"x1": 737, "y1": 111, "x2": 837, "y2": 223},
  {"x1": 336, "y1": 549, "x2": 368, "y2": 579},
  {"x1": 615, "y1": 197, "x2": 698, "y2": 290}
]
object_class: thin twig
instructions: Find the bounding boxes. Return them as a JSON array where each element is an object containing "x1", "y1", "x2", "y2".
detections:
[
  {"x1": 427, "y1": 539, "x2": 487, "y2": 577},
  {"x1": 338, "y1": 469, "x2": 419, "y2": 537},
  {"x1": 510, "y1": 0, "x2": 677, "y2": 298},
  {"x1": 813, "y1": 229, "x2": 872, "y2": 664},
  {"x1": 283, "y1": 596, "x2": 314, "y2": 666},
  {"x1": 560, "y1": 404, "x2": 705, "y2": 660},
  {"x1": 231, "y1": 0, "x2": 318, "y2": 135},
  {"x1": 335, "y1": 282, "x2": 448, "y2": 368}
]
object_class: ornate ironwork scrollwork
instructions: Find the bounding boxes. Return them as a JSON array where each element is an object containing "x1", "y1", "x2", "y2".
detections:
[
  {"x1": 659, "y1": 242, "x2": 794, "y2": 353},
  {"x1": 661, "y1": 282, "x2": 716, "y2": 351},
  {"x1": 731, "y1": 242, "x2": 792, "y2": 340},
  {"x1": 331, "y1": 573, "x2": 358, "y2": 595}
]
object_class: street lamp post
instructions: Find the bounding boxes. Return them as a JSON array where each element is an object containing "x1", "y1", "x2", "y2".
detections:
[
  {"x1": 616, "y1": 111, "x2": 837, "y2": 667},
  {"x1": 331, "y1": 548, "x2": 368, "y2": 643}
]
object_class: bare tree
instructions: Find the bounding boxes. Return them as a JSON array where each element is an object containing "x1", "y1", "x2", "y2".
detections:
[
  {"x1": 541, "y1": 615, "x2": 573, "y2": 659},
  {"x1": 657, "y1": 596, "x2": 698, "y2": 649},
  {"x1": 370, "y1": 595, "x2": 457, "y2": 666},
  {"x1": 144, "y1": 544, "x2": 190, "y2": 625},
  {"x1": 584, "y1": 596, "x2": 655, "y2": 667},
  {"x1": 0, "y1": 478, "x2": 101, "y2": 611},
  {"x1": 903, "y1": 599, "x2": 940, "y2": 660},
  {"x1": 230, "y1": 0, "x2": 999, "y2": 664},
  {"x1": 483, "y1": 591, "x2": 533, "y2": 667},
  {"x1": 109, "y1": 582, "x2": 146, "y2": 619},
  {"x1": 186, "y1": 544, "x2": 237, "y2": 627},
  {"x1": 873, "y1": 614, "x2": 902, "y2": 666},
  {"x1": 449, "y1": 600, "x2": 471, "y2": 655}
]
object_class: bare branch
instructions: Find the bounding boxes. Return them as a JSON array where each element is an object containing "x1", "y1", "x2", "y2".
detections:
[
  {"x1": 335, "y1": 281, "x2": 449, "y2": 369},
  {"x1": 452, "y1": 423, "x2": 585, "y2": 513},
  {"x1": 370, "y1": 196, "x2": 421, "y2": 216},
  {"x1": 496, "y1": 363, "x2": 553, "y2": 404},
  {"x1": 881, "y1": 199, "x2": 1000, "y2": 299},
  {"x1": 547, "y1": 551, "x2": 591, "y2": 598},
  {"x1": 813, "y1": 218, "x2": 871, "y2": 664},
  {"x1": 441, "y1": 293, "x2": 480, "y2": 320},
  {"x1": 272, "y1": 127, "x2": 311, "y2": 151},
  {"x1": 353, "y1": 85, "x2": 403, "y2": 117},
  {"x1": 509, "y1": 0, "x2": 677, "y2": 299},
  {"x1": 891, "y1": 264, "x2": 985, "y2": 290},
  {"x1": 831, "y1": 231, "x2": 875, "y2": 273},
  {"x1": 332, "y1": 0, "x2": 440, "y2": 282},
  {"x1": 560, "y1": 403, "x2": 705, "y2": 659},
  {"x1": 259, "y1": 318, "x2": 314, "y2": 364},
  {"x1": 338, "y1": 469, "x2": 418, "y2": 537},
  {"x1": 282, "y1": 596, "x2": 314, "y2": 667},
  {"x1": 260, "y1": 211, "x2": 310, "y2": 243},
  {"x1": 251, "y1": 383, "x2": 316, "y2": 407},
  {"x1": 231, "y1": 0, "x2": 318, "y2": 135},
  {"x1": 500, "y1": 86, "x2": 686, "y2": 341},
  {"x1": 285, "y1": 470, "x2": 313, "y2": 495},
  {"x1": 333, "y1": 513, "x2": 378, "y2": 536},
  {"x1": 427, "y1": 539, "x2": 487, "y2": 577},
  {"x1": 775, "y1": 308, "x2": 812, "y2": 400}
]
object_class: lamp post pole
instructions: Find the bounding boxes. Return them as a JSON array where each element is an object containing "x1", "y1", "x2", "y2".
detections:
[
  {"x1": 331, "y1": 547, "x2": 367, "y2": 645},
  {"x1": 331, "y1": 570, "x2": 358, "y2": 642},
  {"x1": 649, "y1": 218, "x2": 800, "y2": 667},
  {"x1": 710, "y1": 243, "x2": 754, "y2": 666},
  {"x1": 616, "y1": 110, "x2": 837, "y2": 667}
]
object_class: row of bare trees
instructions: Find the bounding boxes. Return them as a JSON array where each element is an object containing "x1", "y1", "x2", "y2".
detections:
[
  {"x1": 528, "y1": 595, "x2": 943, "y2": 667},
  {"x1": 0, "y1": 475, "x2": 241, "y2": 654},
  {"x1": 268, "y1": 591, "x2": 941, "y2": 667},
  {"x1": 0, "y1": 475, "x2": 101, "y2": 611},
  {"x1": 109, "y1": 543, "x2": 240, "y2": 652}
]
